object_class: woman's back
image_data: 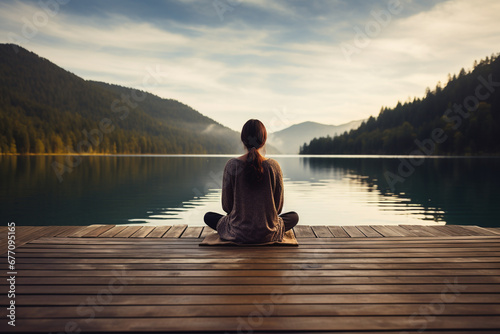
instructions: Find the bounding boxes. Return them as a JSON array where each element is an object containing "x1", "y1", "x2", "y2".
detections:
[
  {"x1": 216, "y1": 158, "x2": 285, "y2": 243},
  {"x1": 203, "y1": 119, "x2": 298, "y2": 243}
]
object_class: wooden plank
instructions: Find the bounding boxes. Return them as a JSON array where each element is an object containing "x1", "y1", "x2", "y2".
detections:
[
  {"x1": 16, "y1": 261, "x2": 500, "y2": 271},
  {"x1": 486, "y1": 227, "x2": 500, "y2": 235},
  {"x1": 41, "y1": 226, "x2": 77, "y2": 237},
  {"x1": 385, "y1": 225, "x2": 418, "y2": 237},
  {"x1": 400, "y1": 225, "x2": 439, "y2": 237},
  {"x1": 459, "y1": 225, "x2": 500, "y2": 236},
  {"x1": 15, "y1": 226, "x2": 51, "y2": 239},
  {"x1": 163, "y1": 224, "x2": 187, "y2": 238},
  {"x1": 19, "y1": 226, "x2": 63, "y2": 241},
  {"x1": 97, "y1": 225, "x2": 128, "y2": 238},
  {"x1": 13, "y1": 250, "x2": 500, "y2": 259},
  {"x1": 431, "y1": 225, "x2": 465, "y2": 236},
  {"x1": 20, "y1": 241, "x2": 500, "y2": 252},
  {"x1": 16, "y1": 283, "x2": 500, "y2": 294},
  {"x1": 17, "y1": 226, "x2": 48, "y2": 238},
  {"x1": 82, "y1": 225, "x2": 116, "y2": 237},
  {"x1": 5, "y1": 316, "x2": 500, "y2": 332},
  {"x1": 0, "y1": 226, "x2": 34, "y2": 253},
  {"x1": 382, "y1": 225, "x2": 416, "y2": 237},
  {"x1": 21, "y1": 240, "x2": 500, "y2": 250},
  {"x1": 113, "y1": 226, "x2": 142, "y2": 238},
  {"x1": 15, "y1": 303, "x2": 500, "y2": 318},
  {"x1": 293, "y1": 225, "x2": 316, "y2": 238},
  {"x1": 146, "y1": 226, "x2": 171, "y2": 238},
  {"x1": 1, "y1": 226, "x2": 74, "y2": 255},
  {"x1": 5, "y1": 225, "x2": 500, "y2": 333},
  {"x1": 53, "y1": 246, "x2": 498, "y2": 253},
  {"x1": 15, "y1": 241, "x2": 500, "y2": 253},
  {"x1": 424, "y1": 225, "x2": 461, "y2": 237},
  {"x1": 328, "y1": 226, "x2": 350, "y2": 238},
  {"x1": 130, "y1": 226, "x2": 155, "y2": 238},
  {"x1": 356, "y1": 226, "x2": 383, "y2": 238},
  {"x1": 14, "y1": 275, "x2": 500, "y2": 285},
  {"x1": 310, "y1": 226, "x2": 333, "y2": 238},
  {"x1": 180, "y1": 226, "x2": 203, "y2": 238},
  {"x1": 53, "y1": 226, "x2": 83, "y2": 237},
  {"x1": 342, "y1": 226, "x2": 366, "y2": 238},
  {"x1": 200, "y1": 226, "x2": 216, "y2": 238},
  {"x1": 370, "y1": 225, "x2": 402, "y2": 237},
  {"x1": 68, "y1": 225, "x2": 106, "y2": 237},
  {"x1": 16, "y1": 241, "x2": 500, "y2": 251},
  {"x1": 444, "y1": 225, "x2": 479, "y2": 236},
  {"x1": 13, "y1": 240, "x2": 500, "y2": 251},
  {"x1": 6, "y1": 293, "x2": 500, "y2": 305},
  {"x1": 0, "y1": 226, "x2": 7, "y2": 238},
  {"x1": 30, "y1": 234, "x2": 500, "y2": 244},
  {"x1": 15, "y1": 256, "x2": 500, "y2": 264},
  {"x1": 9, "y1": 268, "x2": 500, "y2": 277}
]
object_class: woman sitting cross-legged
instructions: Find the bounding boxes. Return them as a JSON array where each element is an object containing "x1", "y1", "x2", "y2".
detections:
[{"x1": 204, "y1": 119, "x2": 299, "y2": 243}]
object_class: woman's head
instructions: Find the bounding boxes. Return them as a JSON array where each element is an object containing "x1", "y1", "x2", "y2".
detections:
[
  {"x1": 241, "y1": 119, "x2": 267, "y2": 182},
  {"x1": 241, "y1": 119, "x2": 267, "y2": 151}
]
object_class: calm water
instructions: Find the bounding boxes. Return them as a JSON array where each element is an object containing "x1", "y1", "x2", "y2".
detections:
[{"x1": 1, "y1": 155, "x2": 499, "y2": 227}]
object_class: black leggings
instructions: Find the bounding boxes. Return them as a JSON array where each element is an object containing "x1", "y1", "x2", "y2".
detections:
[{"x1": 204, "y1": 211, "x2": 299, "y2": 232}]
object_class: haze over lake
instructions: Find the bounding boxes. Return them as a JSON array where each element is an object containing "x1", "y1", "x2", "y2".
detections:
[{"x1": 2, "y1": 155, "x2": 499, "y2": 228}]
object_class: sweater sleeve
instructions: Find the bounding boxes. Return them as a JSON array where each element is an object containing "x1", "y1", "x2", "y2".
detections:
[
  {"x1": 221, "y1": 160, "x2": 234, "y2": 214},
  {"x1": 273, "y1": 161, "x2": 284, "y2": 215}
]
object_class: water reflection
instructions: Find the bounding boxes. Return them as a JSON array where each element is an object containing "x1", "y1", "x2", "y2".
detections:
[
  {"x1": 1, "y1": 155, "x2": 228, "y2": 226},
  {"x1": 1, "y1": 155, "x2": 499, "y2": 227},
  {"x1": 293, "y1": 157, "x2": 499, "y2": 227}
]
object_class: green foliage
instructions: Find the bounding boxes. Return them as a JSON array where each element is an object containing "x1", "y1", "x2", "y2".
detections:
[
  {"x1": 301, "y1": 53, "x2": 500, "y2": 155},
  {"x1": 0, "y1": 44, "x2": 240, "y2": 155}
]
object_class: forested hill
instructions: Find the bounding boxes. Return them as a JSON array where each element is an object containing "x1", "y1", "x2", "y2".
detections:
[
  {"x1": 0, "y1": 44, "x2": 240, "y2": 154},
  {"x1": 301, "y1": 53, "x2": 500, "y2": 155}
]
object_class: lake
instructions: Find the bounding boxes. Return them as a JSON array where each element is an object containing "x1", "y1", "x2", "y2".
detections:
[{"x1": 1, "y1": 155, "x2": 499, "y2": 227}]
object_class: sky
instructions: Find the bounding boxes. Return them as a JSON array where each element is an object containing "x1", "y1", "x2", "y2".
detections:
[{"x1": 1, "y1": 0, "x2": 500, "y2": 132}]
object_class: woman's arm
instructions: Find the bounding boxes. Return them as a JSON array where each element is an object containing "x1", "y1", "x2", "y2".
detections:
[
  {"x1": 221, "y1": 160, "x2": 234, "y2": 214},
  {"x1": 273, "y1": 162, "x2": 284, "y2": 215}
]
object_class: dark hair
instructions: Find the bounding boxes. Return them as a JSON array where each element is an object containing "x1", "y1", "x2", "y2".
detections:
[{"x1": 241, "y1": 119, "x2": 267, "y2": 182}]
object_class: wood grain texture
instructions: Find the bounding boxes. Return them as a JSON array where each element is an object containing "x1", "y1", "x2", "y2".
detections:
[
  {"x1": 146, "y1": 226, "x2": 171, "y2": 238},
  {"x1": 97, "y1": 226, "x2": 128, "y2": 238},
  {"x1": 130, "y1": 226, "x2": 155, "y2": 238},
  {"x1": 180, "y1": 226, "x2": 203, "y2": 238},
  {"x1": 342, "y1": 226, "x2": 366, "y2": 238},
  {"x1": 2, "y1": 224, "x2": 499, "y2": 333},
  {"x1": 163, "y1": 224, "x2": 187, "y2": 238},
  {"x1": 82, "y1": 225, "x2": 116, "y2": 237},
  {"x1": 357, "y1": 226, "x2": 383, "y2": 237},
  {"x1": 293, "y1": 225, "x2": 315, "y2": 238},
  {"x1": 328, "y1": 226, "x2": 350, "y2": 237},
  {"x1": 311, "y1": 226, "x2": 333, "y2": 238},
  {"x1": 112, "y1": 226, "x2": 142, "y2": 238}
]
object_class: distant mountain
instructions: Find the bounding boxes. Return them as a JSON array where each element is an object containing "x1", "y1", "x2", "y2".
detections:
[
  {"x1": 268, "y1": 120, "x2": 365, "y2": 154},
  {"x1": 0, "y1": 44, "x2": 240, "y2": 154},
  {"x1": 301, "y1": 53, "x2": 500, "y2": 155}
]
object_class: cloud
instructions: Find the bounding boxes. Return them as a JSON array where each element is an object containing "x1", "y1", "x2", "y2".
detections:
[{"x1": 0, "y1": 0, "x2": 499, "y2": 131}]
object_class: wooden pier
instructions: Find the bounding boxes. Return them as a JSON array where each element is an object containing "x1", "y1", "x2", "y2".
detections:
[{"x1": 1, "y1": 224, "x2": 500, "y2": 333}]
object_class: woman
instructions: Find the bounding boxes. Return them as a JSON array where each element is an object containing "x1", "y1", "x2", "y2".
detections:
[{"x1": 204, "y1": 119, "x2": 299, "y2": 243}]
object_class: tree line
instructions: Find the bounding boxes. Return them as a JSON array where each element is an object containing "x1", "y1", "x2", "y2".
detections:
[
  {"x1": 0, "y1": 44, "x2": 239, "y2": 155},
  {"x1": 301, "y1": 53, "x2": 500, "y2": 155}
]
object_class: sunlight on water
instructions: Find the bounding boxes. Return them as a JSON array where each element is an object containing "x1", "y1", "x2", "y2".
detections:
[
  {"x1": 129, "y1": 173, "x2": 445, "y2": 226},
  {"x1": 1, "y1": 155, "x2": 498, "y2": 227}
]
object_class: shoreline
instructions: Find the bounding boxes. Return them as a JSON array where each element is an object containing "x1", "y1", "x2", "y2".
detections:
[{"x1": 1, "y1": 153, "x2": 500, "y2": 158}]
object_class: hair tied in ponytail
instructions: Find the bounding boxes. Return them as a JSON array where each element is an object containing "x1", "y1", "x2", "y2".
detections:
[{"x1": 241, "y1": 120, "x2": 267, "y2": 183}]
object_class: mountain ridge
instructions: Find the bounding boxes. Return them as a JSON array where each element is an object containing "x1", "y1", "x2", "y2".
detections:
[
  {"x1": 0, "y1": 44, "x2": 241, "y2": 154},
  {"x1": 268, "y1": 119, "x2": 365, "y2": 154}
]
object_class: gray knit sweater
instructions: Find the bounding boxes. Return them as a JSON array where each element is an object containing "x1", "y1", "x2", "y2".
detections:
[{"x1": 216, "y1": 158, "x2": 285, "y2": 243}]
